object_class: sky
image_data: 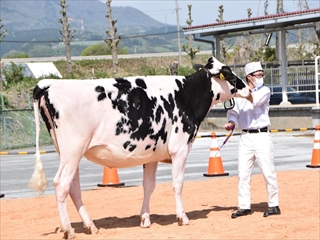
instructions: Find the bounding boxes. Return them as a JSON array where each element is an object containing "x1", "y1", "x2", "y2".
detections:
[{"x1": 108, "y1": 0, "x2": 320, "y2": 26}]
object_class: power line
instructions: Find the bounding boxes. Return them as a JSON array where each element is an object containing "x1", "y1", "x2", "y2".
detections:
[
  {"x1": 1, "y1": 30, "x2": 181, "y2": 44},
  {"x1": 1, "y1": 28, "x2": 317, "y2": 55}
]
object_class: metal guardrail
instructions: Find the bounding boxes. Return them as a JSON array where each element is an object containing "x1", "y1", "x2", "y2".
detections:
[
  {"x1": 233, "y1": 65, "x2": 319, "y2": 94},
  {"x1": 315, "y1": 56, "x2": 320, "y2": 107}
]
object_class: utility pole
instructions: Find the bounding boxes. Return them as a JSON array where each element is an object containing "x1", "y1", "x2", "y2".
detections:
[{"x1": 175, "y1": 0, "x2": 182, "y2": 66}]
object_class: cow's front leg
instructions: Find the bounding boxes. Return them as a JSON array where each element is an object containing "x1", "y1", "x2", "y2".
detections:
[
  {"x1": 69, "y1": 167, "x2": 98, "y2": 235},
  {"x1": 171, "y1": 155, "x2": 190, "y2": 226},
  {"x1": 140, "y1": 162, "x2": 158, "y2": 228}
]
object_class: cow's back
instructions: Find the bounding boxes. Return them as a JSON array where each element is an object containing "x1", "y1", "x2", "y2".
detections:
[{"x1": 35, "y1": 78, "x2": 194, "y2": 168}]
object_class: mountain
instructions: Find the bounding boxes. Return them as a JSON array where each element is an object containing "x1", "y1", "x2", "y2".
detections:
[
  {"x1": 1, "y1": 0, "x2": 165, "y2": 33},
  {"x1": 1, "y1": 0, "x2": 201, "y2": 57}
]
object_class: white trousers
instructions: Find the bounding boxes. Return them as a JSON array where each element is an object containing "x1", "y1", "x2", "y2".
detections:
[{"x1": 237, "y1": 132, "x2": 279, "y2": 209}]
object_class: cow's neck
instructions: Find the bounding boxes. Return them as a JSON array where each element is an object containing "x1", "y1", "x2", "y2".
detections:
[{"x1": 179, "y1": 69, "x2": 213, "y2": 124}]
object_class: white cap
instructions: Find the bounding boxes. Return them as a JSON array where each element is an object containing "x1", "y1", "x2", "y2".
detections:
[{"x1": 244, "y1": 62, "x2": 263, "y2": 76}]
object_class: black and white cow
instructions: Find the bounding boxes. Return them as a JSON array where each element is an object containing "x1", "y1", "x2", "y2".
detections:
[{"x1": 29, "y1": 57, "x2": 250, "y2": 239}]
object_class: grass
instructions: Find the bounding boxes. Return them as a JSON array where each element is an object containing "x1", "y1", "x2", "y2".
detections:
[
  {"x1": 54, "y1": 54, "x2": 211, "y2": 79},
  {"x1": 0, "y1": 110, "x2": 52, "y2": 150}
]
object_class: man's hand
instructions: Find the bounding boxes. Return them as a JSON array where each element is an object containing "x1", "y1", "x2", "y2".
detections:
[
  {"x1": 246, "y1": 92, "x2": 253, "y2": 103},
  {"x1": 224, "y1": 121, "x2": 235, "y2": 131}
]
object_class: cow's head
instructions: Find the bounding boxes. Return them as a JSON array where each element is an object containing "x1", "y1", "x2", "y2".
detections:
[
  {"x1": 202, "y1": 57, "x2": 251, "y2": 99},
  {"x1": 218, "y1": 64, "x2": 251, "y2": 98},
  {"x1": 197, "y1": 57, "x2": 250, "y2": 109}
]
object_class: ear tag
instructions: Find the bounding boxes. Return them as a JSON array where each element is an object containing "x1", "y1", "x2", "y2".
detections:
[{"x1": 220, "y1": 73, "x2": 225, "y2": 80}]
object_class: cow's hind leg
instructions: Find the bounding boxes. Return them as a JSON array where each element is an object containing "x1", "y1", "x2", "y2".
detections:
[
  {"x1": 54, "y1": 155, "x2": 96, "y2": 239},
  {"x1": 69, "y1": 167, "x2": 98, "y2": 235},
  {"x1": 171, "y1": 154, "x2": 190, "y2": 226},
  {"x1": 140, "y1": 162, "x2": 158, "y2": 228},
  {"x1": 54, "y1": 161, "x2": 78, "y2": 239}
]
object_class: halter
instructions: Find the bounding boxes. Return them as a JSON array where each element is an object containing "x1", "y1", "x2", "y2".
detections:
[
  {"x1": 200, "y1": 66, "x2": 237, "y2": 110},
  {"x1": 211, "y1": 71, "x2": 237, "y2": 110}
]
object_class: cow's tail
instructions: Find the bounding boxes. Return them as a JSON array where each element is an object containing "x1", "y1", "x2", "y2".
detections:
[{"x1": 29, "y1": 88, "x2": 48, "y2": 194}]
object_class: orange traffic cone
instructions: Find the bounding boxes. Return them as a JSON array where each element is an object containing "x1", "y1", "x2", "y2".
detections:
[
  {"x1": 306, "y1": 124, "x2": 320, "y2": 168},
  {"x1": 97, "y1": 166, "x2": 125, "y2": 187},
  {"x1": 203, "y1": 132, "x2": 229, "y2": 177}
]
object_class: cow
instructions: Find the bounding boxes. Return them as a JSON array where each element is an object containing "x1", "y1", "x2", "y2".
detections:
[{"x1": 29, "y1": 57, "x2": 250, "y2": 239}]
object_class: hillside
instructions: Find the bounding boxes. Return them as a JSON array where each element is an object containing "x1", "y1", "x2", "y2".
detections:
[
  {"x1": 1, "y1": 0, "x2": 204, "y2": 57},
  {"x1": 1, "y1": 0, "x2": 165, "y2": 32}
]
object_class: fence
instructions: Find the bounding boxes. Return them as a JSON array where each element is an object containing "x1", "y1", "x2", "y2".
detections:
[
  {"x1": 233, "y1": 65, "x2": 320, "y2": 96},
  {"x1": 0, "y1": 94, "x2": 52, "y2": 150}
]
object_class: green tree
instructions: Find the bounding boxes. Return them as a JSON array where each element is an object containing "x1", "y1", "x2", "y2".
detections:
[
  {"x1": 2, "y1": 62, "x2": 25, "y2": 89},
  {"x1": 81, "y1": 44, "x2": 111, "y2": 56},
  {"x1": 28, "y1": 45, "x2": 53, "y2": 58},
  {"x1": 81, "y1": 43, "x2": 127, "y2": 56},
  {"x1": 10, "y1": 53, "x2": 29, "y2": 58},
  {"x1": 251, "y1": 47, "x2": 276, "y2": 62},
  {"x1": 3, "y1": 50, "x2": 25, "y2": 58}
]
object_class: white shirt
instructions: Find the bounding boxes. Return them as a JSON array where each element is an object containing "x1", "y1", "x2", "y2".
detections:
[{"x1": 227, "y1": 85, "x2": 271, "y2": 130}]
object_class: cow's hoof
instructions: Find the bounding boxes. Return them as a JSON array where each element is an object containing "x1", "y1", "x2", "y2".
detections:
[
  {"x1": 55, "y1": 227, "x2": 63, "y2": 233},
  {"x1": 84, "y1": 224, "x2": 99, "y2": 234},
  {"x1": 63, "y1": 231, "x2": 75, "y2": 239},
  {"x1": 54, "y1": 227, "x2": 75, "y2": 239},
  {"x1": 140, "y1": 213, "x2": 151, "y2": 228},
  {"x1": 177, "y1": 216, "x2": 190, "y2": 226}
]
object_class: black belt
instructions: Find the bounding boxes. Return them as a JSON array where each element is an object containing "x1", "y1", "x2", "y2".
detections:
[{"x1": 242, "y1": 127, "x2": 268, "y2": 133}]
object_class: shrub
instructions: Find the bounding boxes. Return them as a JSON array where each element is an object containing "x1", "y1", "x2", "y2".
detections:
[
  {"x1": 2, "y1": 62, "x2": 25, "y2": 89},
  {"x1": 139, "y1": 65, "x2": 156, "y2": 75},
  {"x1": 178, "y1": 66, "x2": 195, "y2": 76}
]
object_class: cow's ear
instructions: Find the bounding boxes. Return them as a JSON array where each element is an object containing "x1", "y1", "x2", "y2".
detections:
[
  {"x1": 204, "y1": 57, "x2": 214, "y2": 70},
  {"x1": 220, "y1": 66, "x2": 234, "y2": 80},
  {"x1": 193, "y1": 64, "x2": 204, "y2": 71}
]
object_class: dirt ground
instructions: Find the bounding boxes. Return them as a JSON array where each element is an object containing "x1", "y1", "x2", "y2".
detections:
[{"x1": 1, "y1": 169, "x2": 319, "y2": 240}]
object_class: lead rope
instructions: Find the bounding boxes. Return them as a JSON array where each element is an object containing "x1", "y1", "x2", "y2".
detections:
[{"x1": 215, "y1": 124, "x2": 235, "y2": 156}]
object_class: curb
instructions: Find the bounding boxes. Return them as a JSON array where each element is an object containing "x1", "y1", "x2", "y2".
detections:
[{"x1": 0, "y1": 149, "x2": 57, "y2": 155}]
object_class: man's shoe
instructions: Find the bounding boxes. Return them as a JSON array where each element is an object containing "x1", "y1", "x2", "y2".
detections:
[
  {"x1": 263, "y1": 206, "x2": 281, "y2": 217},
  {"x1": 231, "y1": 209, "x2": 252, "y2": 219}
]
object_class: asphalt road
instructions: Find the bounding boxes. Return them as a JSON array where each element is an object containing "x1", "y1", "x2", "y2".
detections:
[{"x1": 0, "y1": 130, "x2": 316, "y2": 199}]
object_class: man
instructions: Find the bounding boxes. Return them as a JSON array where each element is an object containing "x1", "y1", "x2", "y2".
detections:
[{"x1": 224, "y1": 61, "x2": 281, "y2": 218}]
